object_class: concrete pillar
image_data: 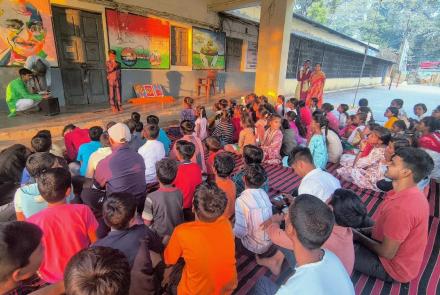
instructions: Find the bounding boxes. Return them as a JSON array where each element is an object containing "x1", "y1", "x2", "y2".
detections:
[{"x1": 254, "y1": 0, "x2": 294, "y2": 101}]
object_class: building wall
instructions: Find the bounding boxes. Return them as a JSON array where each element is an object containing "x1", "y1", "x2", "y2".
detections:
[{"x1": 0, "y1": 0, "x2": 258, "y2": 112}]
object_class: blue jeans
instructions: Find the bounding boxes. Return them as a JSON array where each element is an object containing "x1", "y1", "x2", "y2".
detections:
[{"x1": 250, "y1": 277, "x2": 279, "y2": 295}]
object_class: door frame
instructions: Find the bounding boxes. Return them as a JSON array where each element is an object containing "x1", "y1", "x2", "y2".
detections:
[{"x1": 51, "y1": 5, "x2": 108, "y2": 105}]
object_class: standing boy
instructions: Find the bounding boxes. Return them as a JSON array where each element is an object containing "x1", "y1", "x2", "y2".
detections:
[
  {"x1": 107, "y1": 50, "x2": 122, "y2": 112},
  {"x1": 28, "y1": 168, "x2": 98, "y2": 283}
]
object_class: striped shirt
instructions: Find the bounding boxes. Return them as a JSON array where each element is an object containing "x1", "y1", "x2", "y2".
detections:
[
  {"x1": 234, "y1": 188, "x2": 273, "y2": 254},
  {"x1": 212, "y1": 120, "x2": 234, "y2": 144}
]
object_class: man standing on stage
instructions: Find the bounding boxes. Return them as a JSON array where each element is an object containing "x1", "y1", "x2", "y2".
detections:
[
  {"x1": 106, "y1": 50, "x2": 122, "y2": 113},
  {"x1": 5, "y1": 68, "x2": 49, "y2": 118},
  {"x1": 295, "y1": 60, "x2": 311, "y2": 100}
]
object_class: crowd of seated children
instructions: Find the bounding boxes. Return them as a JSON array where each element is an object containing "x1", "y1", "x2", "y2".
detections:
[{"x1": 2, "y1": 94, "x2": 440, "y2": 295}]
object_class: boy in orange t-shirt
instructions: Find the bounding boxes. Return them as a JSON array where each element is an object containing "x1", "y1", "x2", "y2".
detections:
[
  {"x1": 164, "y1": 182, "x2": 237, "y2": 295},
  {"x1": 213, "y1": 151, "x2": 237, "y2": 220}
]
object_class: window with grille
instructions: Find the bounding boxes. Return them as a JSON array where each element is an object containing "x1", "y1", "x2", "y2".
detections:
[
  {"x1": 171, "y1": 26, "x2": 188, "y2": 66},
  {"x1": 286, "y1": 34, "x2": 391, "y2": 79}
]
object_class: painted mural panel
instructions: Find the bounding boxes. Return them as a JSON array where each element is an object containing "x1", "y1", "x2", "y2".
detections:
[
  {"x1": 0, "y1": 0, "x2": 58, "y2": 66},
  {"x1": 192, "y1": 27, "x2": 225, "y2": 70},
  {"x1": 106, "y1": 9, "x2": 170, "y2": 69}
]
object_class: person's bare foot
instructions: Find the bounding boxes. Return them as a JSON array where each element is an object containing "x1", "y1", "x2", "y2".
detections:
[{"x1": 256, "y1": 250, "x2": 285, "y2": 276}]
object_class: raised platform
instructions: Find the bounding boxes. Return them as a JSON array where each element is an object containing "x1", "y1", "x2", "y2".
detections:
[{"x1": 0, "y1": 93, "x2": 234, "y2": 150}]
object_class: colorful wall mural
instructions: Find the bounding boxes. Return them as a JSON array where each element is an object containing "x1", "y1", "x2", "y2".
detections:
[
  {"x1": 192, "y1": 27, "x2": 225, "y2": 70},
  {"x1": 0, "y1": 0, "x2": 58, "y2": 66},
  {"x1": 106, "y1": 9, "x2": 170, "y2": 69}
]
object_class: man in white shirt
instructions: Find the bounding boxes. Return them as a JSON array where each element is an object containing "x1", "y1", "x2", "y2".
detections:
[
  {"x1": 251, "y1": 195, "x2": 355, "y2": 295},
  {"x1": 138, "y1": 124, "x2": 165, "y2": 184},
  {"x1": 288, "y1": 147, "x2": 341, "y2": 202}
]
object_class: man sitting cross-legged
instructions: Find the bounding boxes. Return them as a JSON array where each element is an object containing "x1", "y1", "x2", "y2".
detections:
[
  {"x1": 353, "y1": 147, "x2": 434, "y2": 283},
  {"x1": 251, "y1": 195, "x2": 355, "y2": 295}
]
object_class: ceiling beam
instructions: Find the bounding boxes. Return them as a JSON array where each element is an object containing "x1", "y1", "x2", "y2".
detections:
[{"x1": 207, "y1": 0, "x2": 260, "y2": 12}]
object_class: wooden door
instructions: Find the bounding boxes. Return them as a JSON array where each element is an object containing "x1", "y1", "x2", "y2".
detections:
[{"x1": 52, "y1": 7, "x2": 107, "y2": 105}]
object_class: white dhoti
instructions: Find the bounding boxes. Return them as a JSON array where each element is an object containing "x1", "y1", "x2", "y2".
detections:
[{"x1": 15, "y1": 98, "x2": 41, "y2": 111}]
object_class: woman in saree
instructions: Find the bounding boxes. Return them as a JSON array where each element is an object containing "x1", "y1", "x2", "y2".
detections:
[{"x1": 306, "y1": 63, "x2": 326, "y2": 108}]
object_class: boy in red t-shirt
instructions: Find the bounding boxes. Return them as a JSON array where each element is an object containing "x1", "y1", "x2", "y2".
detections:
[
  {"x1": 28, "y1": 167, "x2": 98, "y2": 283},
  {"x1": 173, "y1": 140, "x2": 202, "y2": 221}
]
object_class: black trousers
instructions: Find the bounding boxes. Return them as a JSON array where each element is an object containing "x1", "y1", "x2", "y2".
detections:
[{"x1": 354, "y1": 243, "x2": 394, "y2": 283}]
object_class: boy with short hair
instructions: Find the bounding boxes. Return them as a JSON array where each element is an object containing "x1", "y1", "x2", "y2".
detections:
[
  {"x1": 94, "y1": 192, "x2": 163, "y2": 268},
  {"x1": 214, "y1": 152, "x2": 236, "y2": 219},
  {"x1": 147, "y1": 115, "x2": 171, "y2": 155},
  {"x1": 21, "y1": 135, "x2": 53, "y2": 185},
  {"x1": 232, "y1": 145, "x2": 269, "y2": 195},
  {"x1": 65, "y1": 247, "x2": 130, "y2": 295},
  {"x1": 252, "y1": 195, "x2": 355, "y2": 294},
  {"x1": 173, "y1": 140, "x2": 202, "y2": 220},
  {"x1": 234, "y1": 164, "x2": 273, "y2": 255},
  {"x1": 126, "y1": 119, "x2": 145, "y2": 152},
  {"x1": 28, "y1": 167, "x2": 98, "y2": 283},
  {"x1": 0, "y1": 221, "x2": 45, "y2": 295},
  {"x1": 142, "y1": 158, "x2": 184, "y2": 241},
  {"x1": 138, "y1": 124, "x2": 166, "y2": 185},
  {"x1": 164, "y1": 182, "x2": 237, "y2": 294},
  {"x1": 77, "y1": 126, "x2": 103, "y2": 176}
]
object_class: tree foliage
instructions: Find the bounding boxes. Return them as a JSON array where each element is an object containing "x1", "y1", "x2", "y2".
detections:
[{"x1": 293, "y1": 0, "x2": 440, "y2": 64}]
